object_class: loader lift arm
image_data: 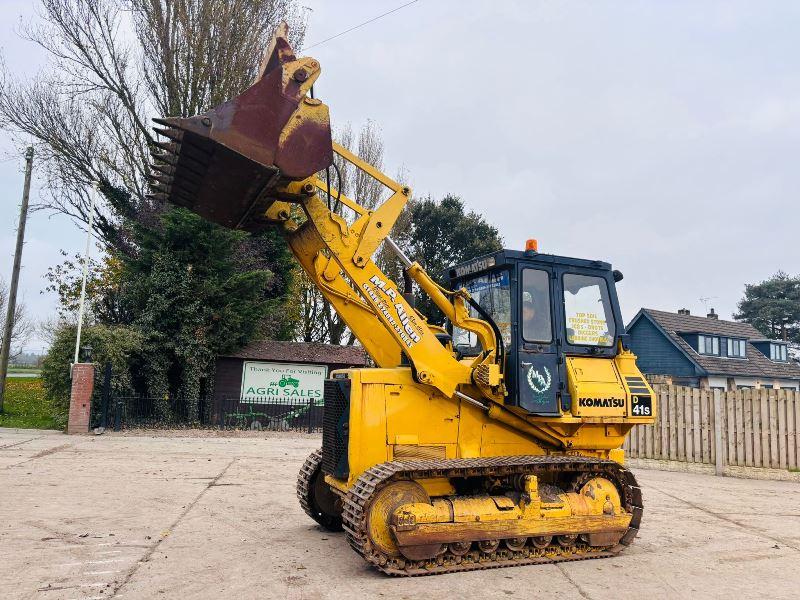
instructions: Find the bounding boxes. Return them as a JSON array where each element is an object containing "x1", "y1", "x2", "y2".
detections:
[
  {"x1": 269, "y1": 141, "x2": 502, "y2": 400},
  {"x1": 148, "y1": 24, "x2": 502, "y2": 402}
]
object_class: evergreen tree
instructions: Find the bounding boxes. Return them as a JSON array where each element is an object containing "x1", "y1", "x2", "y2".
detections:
[
  {"x1": 121, "y1": 208, "x2": 288, "y2": 420},
  {"x1": 405, "y1": 195, "x2": 503, "y2": 323},
  {"x1": 735, "y1": 272, "x2": 800, "y2": 342}
]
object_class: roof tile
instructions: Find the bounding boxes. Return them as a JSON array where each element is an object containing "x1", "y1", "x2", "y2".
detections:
[
  {"x1": 640, "y1": 309, "x2": 800, "y2": 380},
  {"x1": 221, "y1": 340, "x2": 368, "y2": 366}
]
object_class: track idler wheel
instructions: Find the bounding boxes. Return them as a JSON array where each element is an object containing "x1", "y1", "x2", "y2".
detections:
[
  {"x1": 477, "y1": 539, "x2": 500, "y2": 553},
  {"x1": 367, "y1": 480, "x2": 443, "y2": 561}
]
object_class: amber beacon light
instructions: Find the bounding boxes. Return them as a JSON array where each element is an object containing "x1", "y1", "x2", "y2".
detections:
[{"x1": 525, "y1": 238, "x2": 539, "y2": 252}]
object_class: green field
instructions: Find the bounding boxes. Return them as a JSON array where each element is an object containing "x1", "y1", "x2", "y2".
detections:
[
  {"x1": 7, "y1": 366, "x2": 42, "y2": 376},
  {"x1": 0, "y1": 378, "x2": 59, "y2": 430}
]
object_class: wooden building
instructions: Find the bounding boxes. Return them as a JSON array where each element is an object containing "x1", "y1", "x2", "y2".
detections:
[{"x1": 212, "y1": 340, "x2": 368, "y2": 409}]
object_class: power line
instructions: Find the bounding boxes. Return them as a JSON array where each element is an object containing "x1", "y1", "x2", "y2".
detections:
[{"x1": 302, "y1": 0, "x2": 420, "y2": 52}]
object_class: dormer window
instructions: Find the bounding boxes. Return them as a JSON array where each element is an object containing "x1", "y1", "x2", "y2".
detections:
[
  {"x1": 698, "y1": 335, "x2": 720, "y2": 355},
  {"x1": 727, "y1": 338, "x2": 746, "y2": 358},
  {"x1": 770, "y1": 343, "x2": 788, "y2": 362}
]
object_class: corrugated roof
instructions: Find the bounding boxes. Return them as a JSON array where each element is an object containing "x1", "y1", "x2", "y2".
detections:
[
  {"x1": 221, "y1": 340, "x2": 368, "y2": 366},
  {"x1": 639, "y1": 308, "x2": 800, "y2": 380}
]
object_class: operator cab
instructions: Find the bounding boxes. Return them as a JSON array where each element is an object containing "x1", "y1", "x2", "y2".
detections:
[{"x1": 446, "y1": 242, "x2": 627, "y2": 416}]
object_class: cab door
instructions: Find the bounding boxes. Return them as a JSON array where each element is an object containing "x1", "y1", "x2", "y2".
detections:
[{"x1": 517, "y1": 266, "x2": 560, "y2": 415}]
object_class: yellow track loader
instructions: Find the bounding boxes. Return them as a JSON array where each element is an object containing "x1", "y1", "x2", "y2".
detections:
[{"x1": 149, "y1": 24, "x2": 656, "y2": 575}]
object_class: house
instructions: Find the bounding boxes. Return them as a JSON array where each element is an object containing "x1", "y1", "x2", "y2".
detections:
[{"x1": 626, "y1": 308, "x2": 800, "y2": 390}]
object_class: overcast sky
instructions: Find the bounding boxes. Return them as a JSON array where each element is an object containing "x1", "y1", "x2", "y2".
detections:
[{"x1": 1, "y1": 1, "x2": 799, "y2": 352}]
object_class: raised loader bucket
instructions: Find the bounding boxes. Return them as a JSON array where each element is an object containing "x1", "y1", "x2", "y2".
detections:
[{"x1": 148, "y1": 24, "x2": 332, "y2": 231}]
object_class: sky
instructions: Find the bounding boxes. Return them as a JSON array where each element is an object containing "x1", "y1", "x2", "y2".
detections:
[{"x1": 1, "y1": 0, "x2": 799, "y2": 352}]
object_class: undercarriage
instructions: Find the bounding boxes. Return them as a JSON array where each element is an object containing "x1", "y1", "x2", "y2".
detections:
[{"x1": 298, "y1": 450, "x2": 642, "y2": 576}]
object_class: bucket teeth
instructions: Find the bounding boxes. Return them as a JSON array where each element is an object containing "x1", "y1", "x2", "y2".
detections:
[
  {"x1": 154, "y1": 140, "x2": 180, "y2": 154},
  {"x1": 148, "y1": 174, "x2": 173, "y2": 186},
  {"x1": 149, "y1": 172, "x2": 198, "y2": 198},
  {"x1": 151, "y1": 163, "x2": 175, "y2": 177},
  {"x1": 148, "y1": 167, "x2": 199, "y2": 190},
  {"x1": 150, "y1": 182, "x2": 172, "y2": 195},
  {"x1": 150, "y1": 150, "x2": 206, "y2": 184},
  {"x1": 152, "y1": 117, "x2": 180, "y2": 127},
  {"x1": 153, "y1": 127, "x2": 184, "y2": 142},
  {"x1": 151, "y1": 151, "x2": 178, "y2": 165}
]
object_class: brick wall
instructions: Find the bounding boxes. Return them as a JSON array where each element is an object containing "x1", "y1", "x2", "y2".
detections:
[{"x1": 67, "y1": 363, "x2": 94, "y2": 434}]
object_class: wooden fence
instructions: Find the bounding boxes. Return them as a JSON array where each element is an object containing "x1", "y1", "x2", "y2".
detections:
[{"x1": 624, "y1": 385, "x2": 800, "y2": 474}]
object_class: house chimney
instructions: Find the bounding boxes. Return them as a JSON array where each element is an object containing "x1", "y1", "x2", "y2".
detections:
[
  {"x1": 678, "y1": 308, "x2": 690, "y2": 315},
  {"x1": 707, "y1": 308, "x2": 718, "y2": 319}
]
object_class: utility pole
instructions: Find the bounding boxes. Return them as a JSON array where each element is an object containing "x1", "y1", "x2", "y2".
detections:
[
  {"x1": 73, "y1": 183, "x2": 97, "y2": 366},
  {"x1": 0, "y1": 146, "x2": 34, "y2": 412}
]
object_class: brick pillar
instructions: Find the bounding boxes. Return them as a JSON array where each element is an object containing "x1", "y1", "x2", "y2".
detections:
[{"x1": 68, "y1": 363, "x2": 95, "y2": 434}]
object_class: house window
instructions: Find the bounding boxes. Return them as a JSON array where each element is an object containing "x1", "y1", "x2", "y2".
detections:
[
  {"x1": 770, "y1": 343, "x2": 788, "y2": 362},
  {"x1": 698, "y1": 335, "x2": 719, "y2": 355},
  {"x1": 726, "y1": 338, "x2": 746, "y2": 358}
]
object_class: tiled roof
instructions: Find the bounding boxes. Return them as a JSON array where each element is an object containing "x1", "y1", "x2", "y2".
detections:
[
  {"x1": 639, "y1": 309, "x2": 800, "y2": 380},
  {"x1": 221, "y1": 340, "x2": 368, "y2": 366}
]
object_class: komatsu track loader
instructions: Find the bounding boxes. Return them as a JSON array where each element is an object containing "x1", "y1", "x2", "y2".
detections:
[{"x1": 149, "y1": 24, "x2": 656, "y2": 576}]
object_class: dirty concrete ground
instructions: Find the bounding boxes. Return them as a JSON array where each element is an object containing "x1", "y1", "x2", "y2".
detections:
[{"x1": 1, "y1": 428, "x2": 799, "y2": 600}]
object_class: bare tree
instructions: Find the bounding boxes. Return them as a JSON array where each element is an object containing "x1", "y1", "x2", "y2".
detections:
[
  {"x1": 0, "y1": 279, "x2": 33, "y2": 359},
  {"x1": 295, "y1": 269, "x2": 328, "y2": 343},
  {"x1": 0, "y1": 0, "x2": 307, "y2": 250},
  {"x1": 37, "y1": 316, "x2": 66, "y2": 348}
]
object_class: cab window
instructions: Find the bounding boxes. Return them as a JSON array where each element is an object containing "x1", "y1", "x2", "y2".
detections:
[
  {"x1": 521, "y1": 269, "x2": 552, "y2": 343},
  {"x1": 563, "y1": 273, "x2": 615, "y2": 347},
  {"x1": 452, "y1": 270, "x2": 511, "y2": 354}
]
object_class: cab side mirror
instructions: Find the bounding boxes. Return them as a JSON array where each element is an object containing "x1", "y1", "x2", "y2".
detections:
[{"x1": 612, "y1": 270, "x2": 624, "y2": 282}]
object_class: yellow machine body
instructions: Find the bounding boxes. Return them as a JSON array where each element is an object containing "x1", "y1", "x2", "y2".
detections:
[{"x1": 326, "y1": 356, "x2": 654, "y2": 497}]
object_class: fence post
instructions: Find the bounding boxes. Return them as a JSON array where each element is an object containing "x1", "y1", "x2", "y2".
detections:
[
  {"x1": 713, "y1": 389, "x2": 725, "y2": 476},
  {"x1": 99, "y1": 362, "x2": 112, "y2": 430},
  {"x1": 307, "y1": 397, "x2": 314, "y2": 433},
  {"x1": 113, "y1": 397, "x2": 123, "y2": 432},
  {"x1": 199, "y1": 378, "x2": 207, "y2": 426}
]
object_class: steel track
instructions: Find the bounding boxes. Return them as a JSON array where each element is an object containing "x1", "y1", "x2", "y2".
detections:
[
  {"x1": 340, "y1": 455, "x2": 643, "y2": 576},
  {"x1": 297, "y1": 448, "x2": 343, "y2": 531}
]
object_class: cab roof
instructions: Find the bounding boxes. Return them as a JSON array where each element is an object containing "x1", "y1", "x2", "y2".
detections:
[{"x1": 446, "y1": 249, "x2": 613, "y2": 282}]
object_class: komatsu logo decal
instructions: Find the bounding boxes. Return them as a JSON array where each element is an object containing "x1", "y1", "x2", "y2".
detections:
[
  {"x1": 578, "y1": 397, "x2": 625, "y2": 408},
  {"x1": 363, "y1": 275, "x2": 422, "y2": 348},
  {"x1": 453, "y1": 256, "x2": 496, "y2": 278}
]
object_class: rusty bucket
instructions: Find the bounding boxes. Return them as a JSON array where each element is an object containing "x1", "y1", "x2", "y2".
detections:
[{"x1": 149, "y1": 24, "x2": 332, "y2": 231}]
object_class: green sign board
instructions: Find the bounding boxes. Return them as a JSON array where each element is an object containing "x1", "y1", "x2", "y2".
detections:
[{"x1": 241, "y1": 361, "x2": 327, "y2": 404}]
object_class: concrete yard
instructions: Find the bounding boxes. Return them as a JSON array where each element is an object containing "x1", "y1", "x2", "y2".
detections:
[{"x1": 1, "y1": 428, "x2": 799, "y2": 600}]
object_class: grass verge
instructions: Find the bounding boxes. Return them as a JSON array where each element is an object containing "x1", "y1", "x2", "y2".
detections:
[
  {"x1": 8, "y1": 366, "x2": 42, "y2": 376},
  {"x1": 0, "y1": 378, "x2": 59, "y2": 430}
]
